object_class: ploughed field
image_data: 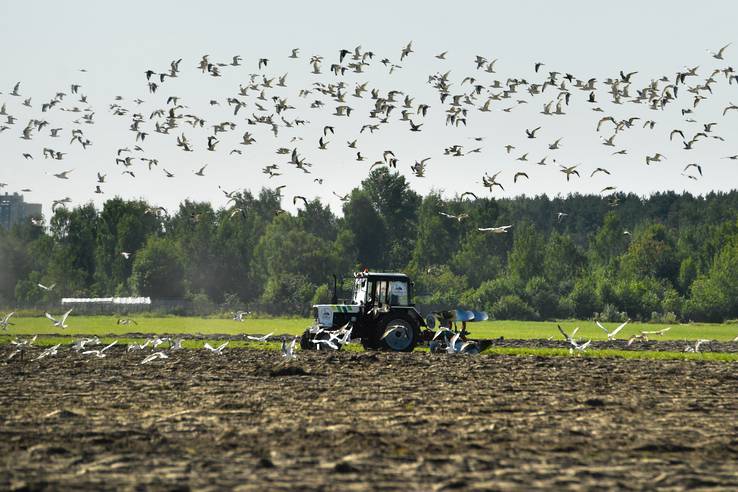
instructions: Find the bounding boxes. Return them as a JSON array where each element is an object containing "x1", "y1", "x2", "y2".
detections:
[{"x1": 2, "y1": 347, "x2": 737, "y2": 490}]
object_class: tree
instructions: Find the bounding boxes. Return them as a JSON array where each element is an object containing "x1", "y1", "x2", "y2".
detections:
[
  {"x1": 130, "y1": 237, "x2": 185, "y2": 298},
  {"x1": 360, "y1": 168, "x2": 420, "y2": 269},
  {"x1": 508, "y1": 222, "x2": 544, "y2": 285},
  {"x1": 341, "y1": 190, "x2": 387, "y2": 269},
  {"x1": 411, "y1": 192, "x2": 456, "y2": 269}
]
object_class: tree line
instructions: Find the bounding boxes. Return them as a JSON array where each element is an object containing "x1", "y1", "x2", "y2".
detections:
[{"x1": 2, "y1": 168, "x2": 738, "y2": 322}]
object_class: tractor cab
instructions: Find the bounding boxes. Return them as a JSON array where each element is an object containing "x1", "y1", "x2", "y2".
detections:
[{"x1": 304, "y1": 271, "x2": 426, "y2": 352}]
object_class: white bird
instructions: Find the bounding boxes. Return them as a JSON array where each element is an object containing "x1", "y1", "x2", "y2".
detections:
[
  {"x1": 313, "y1": 337, "x2": 339, "y2": 350},
  {"x1": 204, "y1": 341, "x2": 228, "y2": 354},
  {"x1": 141, "y1": 351, "x2": 169, "y2": 364},
  {"x1": 0, "y1": 311, "x2": 14, "y2": 330},
  {"x1": 73, "y1": 336, "x2": 100, "y2": 351},
  {"x1": 35, "y1": 344, "x2": 61, "y2": 360},
  {"x1": 53, "y1": 170, "x2": 73, "y2": 179},
  {"x1": 247, "y1": 332, "x2": 273, "y2": 342},
  {"x1": 281, "y1": 336, "x2": 297, "y2": 359},
  {"x1": 596, "y1": 320, "x2": 630, "y2": 341},
  {"x1": 446, "y1": 331, "x2": 462, "y2": 354},
  {"x1": 8, "y1": 335, "x2": 37, "y2": 359},
  {"x1": 336, "y1": 326, "x2": 353, "y2": 345},
  {"x1": 478, "y1": 225, "x2": 512, "y2": 234},
  {"x1": 684, "y1": 339, "x2": 710, "y2": 353},
  {"x1": 170, "y1": 338, "x2": 183, "y2": 350},
  {"x1": 82, "y1": 340, "x2": 117, "y2": 358},
  {"x1": 558, "y1": 325, "x2": 588, "y2": 353},
  {"x1": 37, "y1": 283, "x2": 56, "y2": 291},
  {"x1": 45, "y1": 309, "x2": 73, "y2": 328}
]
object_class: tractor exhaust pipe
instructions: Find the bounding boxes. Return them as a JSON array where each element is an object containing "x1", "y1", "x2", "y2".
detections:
[{"x1": 331, "y1": 274, "x2": 338, "y2": 304}]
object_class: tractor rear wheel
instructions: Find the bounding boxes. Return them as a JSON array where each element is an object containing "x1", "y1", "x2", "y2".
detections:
[{"x1": 378, "y1": 316, "x2": 418, "y2": 352}]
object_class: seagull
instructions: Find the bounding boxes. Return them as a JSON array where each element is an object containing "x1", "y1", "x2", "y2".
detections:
[
  {"x1": 37, "y1": 282, "x2": 56, "y2": 291},
  {"x1": 73, "y1": 336, "x2": 100, "y2": 351},
  {"x1": 8, "y1": 336, "x2": 37, "y2": 360},
  {"x1": 710, "y1": 42, "x2": 731, "y2": 60},
  {"x1": 141, "y1": 352, "x2": 169, "y2": 364},
  {"x1": 596, "y1": 320, "x2": 630, "y2": 341},
  {"x1": 35, "y1": 344, "x2": 61, "y2": 360},
  {"x1": 313, "y1": 337, "x2": 339, "y2": 350},
  {"x1": 478, "y1": 225, "x2": 513, "y2": 234},
  {"x1": 446, "y1": 331, "x2": 462, "y2": 354},
  {"x1": 204, "y1": 341, "x2": 228, "y2": 354},
  {"x1": 232, "y1": 310, "x2": 251, "y2": 321},
  {"x1": 53, "y1": 170, "x2": 73, "y2": 179},
  {"x1": 514, "y1": 172, "x2": 529, "y2": 183},
  {"x1": 82, "y1": 340, "x2": 117, "y2": 358},
  {"x1": 525, "y1": 127, "x2": 541, "y2": 138},
  {"x1": 121, "y1": 252, "x2": 132, "y2": 259},
  {"x1": 281, "y1": 336, "x2": 297, "y2": 359},
  {"x1": 558, "y1": 325, "x2": 590, "y2": 353},
  {"x1": 684, "y1": 339, "x2": 710, "y2": 353},
  {"x1": 628, "y1": 327, "x2": 671, "y2": 345},
  {"x1": 559, "y1": 165, "x2": 580, "y2": 181},
  {"x1": 1, "y1": 312, "x2": 15, "y2": 330},
  {"x1": 683, "y1": 163, "x2": 703, "y2": 176},
  {"x1": 439, "y1": 212, "x2": 469, "y2": 222},
  {"x1": 247, "y1": 332, "x2": 273, "y2": 342},
  {"x1": 45, "y1": 309, "x2": 73, "y2": 328},
  {"x1": 556, "y1": 212, "x2": 568, "y2": 222},
  {"x1": 194, "y1": 164, "x2": 207, "y2": 176}
]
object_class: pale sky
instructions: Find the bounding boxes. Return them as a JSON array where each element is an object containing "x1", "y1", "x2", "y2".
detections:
[{"x1": 0, "y1": 0, "x2": 736, "y2": 218}]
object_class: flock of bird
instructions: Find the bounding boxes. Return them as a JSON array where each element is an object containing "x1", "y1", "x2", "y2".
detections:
[
  {"x1": 1, "y1": 41, "x2": 736, "y2": 233},
  {"x1": 3, "y1": 308, "x2": 738, "y2": 360}
]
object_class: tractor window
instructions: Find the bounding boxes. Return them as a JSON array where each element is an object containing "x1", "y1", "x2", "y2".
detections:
[
  {"x1": 376, "y1": 280, "x2": 389, "y2": 305},
  {"x1": 389, "y1": 281, "x2": 409, "y2": 306}
]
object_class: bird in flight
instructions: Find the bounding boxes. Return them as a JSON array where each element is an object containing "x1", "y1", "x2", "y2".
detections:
[
  {"x1": 45, "y1": 309, "x2": 73, "y2": 328},
  {"x1": 478, "y1": 225, "x2": 512, "y2": 234}
]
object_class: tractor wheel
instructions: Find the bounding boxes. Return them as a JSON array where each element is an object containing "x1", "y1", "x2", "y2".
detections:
[{"x1": 378, "y1": 315, "x2": 419, "y2": 352}]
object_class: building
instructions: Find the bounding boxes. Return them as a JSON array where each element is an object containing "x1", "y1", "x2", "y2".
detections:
[{"x1": 0, "y1": 192, "x2": 42, "y2": 230}]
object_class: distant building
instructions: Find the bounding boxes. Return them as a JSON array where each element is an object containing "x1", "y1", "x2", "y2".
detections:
[{"x1": 0, "y1": 192, "x2": 42, "y2": 230}]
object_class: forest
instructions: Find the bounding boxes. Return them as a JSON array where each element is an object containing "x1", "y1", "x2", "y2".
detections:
[{"x1": 2, "y1": 168, "x2": 738, "y2": 322}]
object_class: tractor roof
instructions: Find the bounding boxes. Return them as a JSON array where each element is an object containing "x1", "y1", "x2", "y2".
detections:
[{"x1": 356, "y1": 272, "x2": 409, "y2": 279}]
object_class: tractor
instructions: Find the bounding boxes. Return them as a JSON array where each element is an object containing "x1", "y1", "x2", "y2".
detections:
[{"x1": 301, "y1": 271, "x2": 427, "y2": 352}]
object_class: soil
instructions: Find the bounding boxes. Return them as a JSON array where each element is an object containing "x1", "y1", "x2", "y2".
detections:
[{"x1": 1, "y1": 346, "x2": 737, "y2": 490}]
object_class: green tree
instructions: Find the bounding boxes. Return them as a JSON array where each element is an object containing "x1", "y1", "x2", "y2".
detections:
[{"x1": 130, "y1": 237, "x2": 185, "y2": 298}]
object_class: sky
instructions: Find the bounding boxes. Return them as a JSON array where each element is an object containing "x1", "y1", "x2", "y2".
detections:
[{"x1": 0, "y1": 0, "x2": 736, "y2": 218}]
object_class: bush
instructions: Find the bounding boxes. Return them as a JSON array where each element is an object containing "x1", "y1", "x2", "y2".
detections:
[
  {"x1": 649, "y1": 311, "x2": 678, "y2": 324},
  {"x1": 594, "y1": 304, "x2": 628, "y2": 323},
  {"x1": 464, "y1": 276, "x2": 519, "y2": 312},
  {"x1": 490, "y1": 295, "x2": 539, "y2": 321}
]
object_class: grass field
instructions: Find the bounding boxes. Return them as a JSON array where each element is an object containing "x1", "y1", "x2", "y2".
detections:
[
  {"x1": 2, "y1": 315, "x2": 738, "y2": 362},
  {"x1": 2, "y1": 315, "x2": 737, "y2": 341}
]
